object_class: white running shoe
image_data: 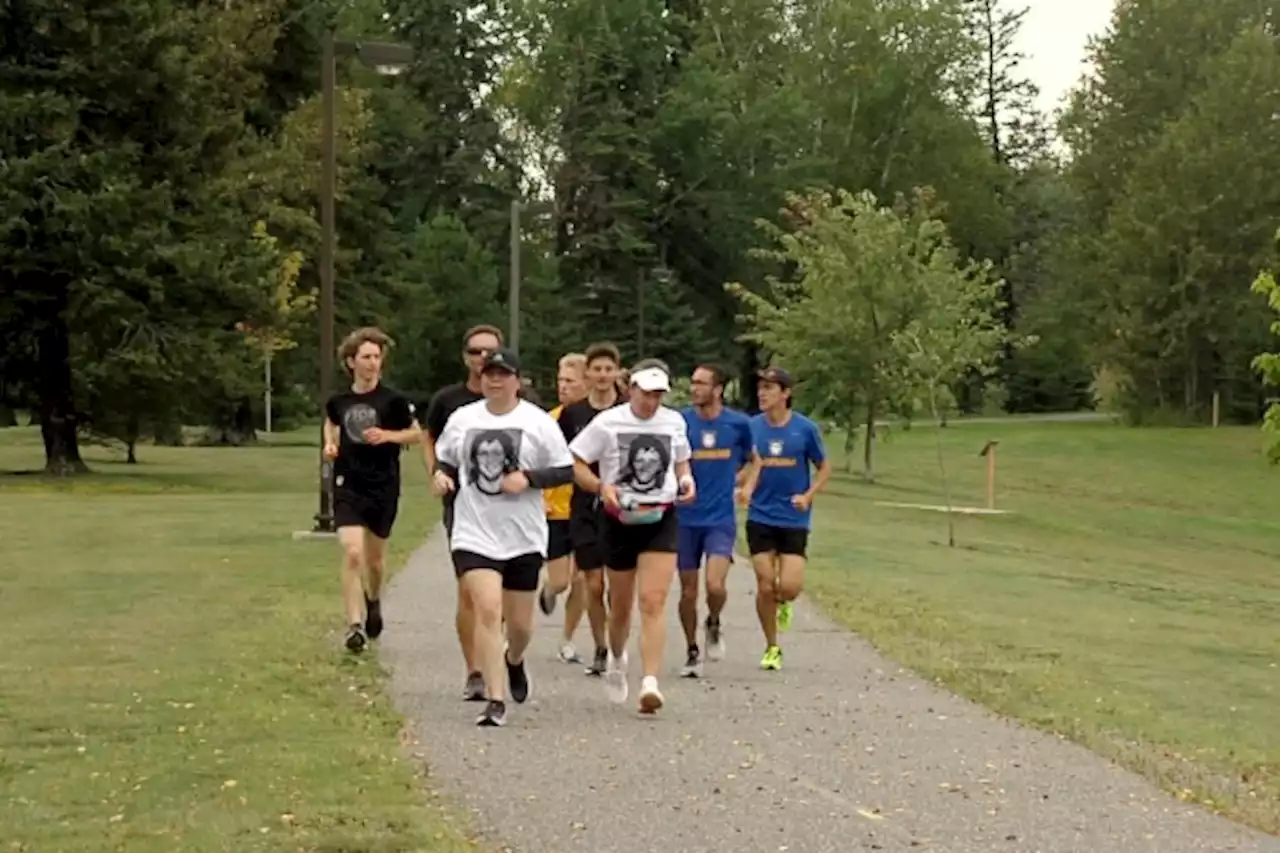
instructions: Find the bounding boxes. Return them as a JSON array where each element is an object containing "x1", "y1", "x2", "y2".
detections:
[
  {"x1": 558, "y1": 642, "x2": 580, "y2": 663},
  {"x1": 638, "y1": 676, "x2": 664, "y2": 714},
  {"x1": 706, "y1": 623, "x2": 726, "y2": 662},
  {"x1": 604, "y1": 650, "x2": 629, "y2": 704}
]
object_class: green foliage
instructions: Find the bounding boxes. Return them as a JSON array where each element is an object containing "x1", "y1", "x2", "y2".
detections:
[
  {"x1": 729, "y1": 187, "x2": 1009, "y2": 477},
  {"x1": 1250, "y1": 233, "x2": 1280, "y2": 464}
]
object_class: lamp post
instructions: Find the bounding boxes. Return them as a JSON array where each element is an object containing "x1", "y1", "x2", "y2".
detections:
[
  {"x1": 507, "y1": 199, "x2": 554, "y2": 355},
  {"x1": 303, "y1": 32, "x2": 414, "y2": 539},
  {"x1": 639, "y1": 264, "x2": 672, "y2": 360}
]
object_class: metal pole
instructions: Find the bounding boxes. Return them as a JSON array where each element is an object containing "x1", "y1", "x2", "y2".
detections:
[
  {"x1": 265, "y1": 350, "x2": 273, "y2": 434},
  {"x1": 509, "y1": 199, "x2": 521, "y2": 353},
  {"x1": 637, "y1": 269, "x2": 646, "y2": 358},
  {"x1": 314, "y1": 29, "x2": 337, "y2": 534}
]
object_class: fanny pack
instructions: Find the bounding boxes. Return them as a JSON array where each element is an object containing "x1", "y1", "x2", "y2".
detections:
[{"x1": 605, "y1": 500, "x2": 673, "y2": 526}]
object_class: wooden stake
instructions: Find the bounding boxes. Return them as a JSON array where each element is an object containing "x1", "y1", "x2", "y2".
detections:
[{"x1": 979, "y1": 440, "x2": 999, "y2": 510}]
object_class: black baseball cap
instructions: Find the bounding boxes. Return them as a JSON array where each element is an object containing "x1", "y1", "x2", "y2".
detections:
[
  {"x1": 482, "y1": 348, "x2": 521, "y2": 375},
  {"x1": 757, "y1": 366, "x2": 792, "y2": 389}
]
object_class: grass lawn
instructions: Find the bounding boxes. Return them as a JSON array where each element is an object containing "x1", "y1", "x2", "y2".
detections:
[
  {"x1": 0, "y1": 426, "x2": 476, "y2": 852},
  {"x1": 804, "y1": 420, "x2": 1280, "y2": 834}
]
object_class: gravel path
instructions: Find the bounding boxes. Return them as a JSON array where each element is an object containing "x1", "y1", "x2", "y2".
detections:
[{"x1": 380, "y1": 529, "x2": 1278, "y2": 853}]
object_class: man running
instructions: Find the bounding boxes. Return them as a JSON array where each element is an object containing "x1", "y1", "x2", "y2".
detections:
[
  {"x1": 570, "y1": 359, "x2": 695, "y2": 713},
  {"x1": 537, "y1": 353, "x2": 590, "y2": 664},
  {"x1": 432, "y1": 348, "x2": 574, "y2": 726},
  {"x1": 676, "y1": 363, "x2": 753, "y2": 676},
  {"x1": 423, "y1": 324, "x2": 504, "y2": 700},
  {"x1": 322, "y1": 327, "x2": 421, "y2": 653},
  {"x1": 738, "y1": 366, "x2": 831, "y2": 671},
  {"x1": 556, "y1": 342, "x2": 623, "y2": 676}
]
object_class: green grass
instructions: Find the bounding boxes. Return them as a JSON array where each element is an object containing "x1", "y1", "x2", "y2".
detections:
[
  {"x1": 0, "y1": 427, "x2": 478, "y2": 852},
  {"x1": 804, "y1": 420, "x2": 1280, "y2": 834}
]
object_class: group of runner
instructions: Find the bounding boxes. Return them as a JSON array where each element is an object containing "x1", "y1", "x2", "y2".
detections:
[{"x1": 322, "y1": 324, "x2": 830, "y2": 727}]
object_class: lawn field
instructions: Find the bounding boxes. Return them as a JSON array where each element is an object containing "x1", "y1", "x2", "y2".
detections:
[
  {"x1": 803, "y1": 420, "x2": 1280, "y2": 833},
  {"x1": 0, "y1": 427, "x2": 475, "y2": 853}
]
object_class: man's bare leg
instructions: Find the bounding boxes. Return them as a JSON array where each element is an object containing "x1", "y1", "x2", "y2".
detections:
[
  {"x1": 560, "y1": 563, "x2": 585, "y2": 662},
  {"x1": 636, "y1": 551, "x2": 677, "y2": 711},
  {"x1": 677, "y1": 568, "x2": 702, "y2": 677},
  {"x1": 362, "y1": 530, "x2": 388, "y2": 638},
  {"x1": 752, "y1": 553, "x2": 784, "y2": 670},
  {"x1": 703, "y1": 554, "x2": 732, "y2": 660},
  {"x1": 582, "y1": 568, "x2": 610, "y2": 674},
  {"x1": 338, "y1": 526, "x2": 369, "y2": 652}
]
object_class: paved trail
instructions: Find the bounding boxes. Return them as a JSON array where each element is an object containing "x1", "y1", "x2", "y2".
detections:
[{"x1": 381, "y1": 530, "x2": 1278, "y2": 853}]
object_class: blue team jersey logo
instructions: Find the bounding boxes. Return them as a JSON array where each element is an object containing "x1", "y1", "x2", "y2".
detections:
[
  {"x1": 768, "y1": 439, "x2": 783, "y2": 456},
  {"x1": 700, "y1": 430, "x2": 717, "y2": 448}
]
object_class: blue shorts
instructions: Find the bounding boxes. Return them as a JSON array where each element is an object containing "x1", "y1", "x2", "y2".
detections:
[{"x1": 677, "y1": 524, "x2": 737, "y2": 571}]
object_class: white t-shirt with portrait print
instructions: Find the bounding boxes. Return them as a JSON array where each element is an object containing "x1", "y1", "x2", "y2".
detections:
[
  {"x1": 568, "y1": 403, "x2": 691, "y2": 507},
  {"x1": 436, "y1": 399, "x2": 573, "y2": 560}
]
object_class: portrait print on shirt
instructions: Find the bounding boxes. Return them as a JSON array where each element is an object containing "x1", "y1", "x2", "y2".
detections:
[
  {"x1": 615, "y1": 431, "x2": 672, "y2": 496},
  {"x1": 342, "y1": 402, "x2": 380, "y2": 444},
  {"x1": 464, "y1": 428, "x2": 524, "y2": 496}
]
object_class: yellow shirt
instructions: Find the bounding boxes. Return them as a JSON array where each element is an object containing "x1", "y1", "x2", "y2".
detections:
[{"x1": 544, "y1": 405, "x2": 572, "y2": 520}]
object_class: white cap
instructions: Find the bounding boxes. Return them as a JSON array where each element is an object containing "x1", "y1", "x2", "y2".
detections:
[{"x1": 631, "y1": 366, "x2": 670, "y2": 392}]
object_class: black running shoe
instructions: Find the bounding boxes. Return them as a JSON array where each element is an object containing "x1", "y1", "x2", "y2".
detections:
[
  {"x1": 364, "y1": 596, "x2": 383, "y2": 639},
  {"x1": 538, "y1": 585, "x2": 556, "y2": 616},
  {"x1": 680, "y1": 645, "x2": 702, "y2": 678},
  {"x1": 344, "y1": 624, "x2": 367, "y2": 654},
  {"x1": 507, "y1": 656, "x2": 531, "y2": 703},
  {"x1": 476, "y1": 699, "x2": 507, "y2": 727},
  {"x1": 463, "y1": 671, "x2": 485, "y2": 701},
  {"x1": 585, "y1": 646, "x2": 607, "y2": 677}
]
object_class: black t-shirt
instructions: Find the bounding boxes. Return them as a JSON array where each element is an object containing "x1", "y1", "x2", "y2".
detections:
[
  {"x1": 324, "y1": 384, "x2": 416, "y2": 492},
  {"x1": 425, "y1": 383, "x2": 483, "y2": 441},
  {"x1": 560, "y1": 396, "x2": 619, "y2": 518}
]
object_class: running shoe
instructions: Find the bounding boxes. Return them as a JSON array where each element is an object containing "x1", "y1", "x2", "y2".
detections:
[
  {"x1": 507, "y1": 656, "x2": 531, "y2": 704},
  {"x1": 777, "y1": 601, "x2": 793, "y2": 632},
  {"x1": 604, "y1": 650, "x2": 629, "y2": 704},
  {"x1": 705, "y1": 616, "x2": 726, "y2": 662},
  {"x1": 364, "y1": 596, "x2": 383, "y2": 639},
  {"x1": 476, "y1": 700, "x2": 507, "y2": 727},
  {"x1": 638, "y1": 675, "x2": 664, "y2": 714},
  {"x1": 680, "y1": 645, "x2": 701, "y2": 678},
  {"x1": 344, "y1": 624, "x2": 367, "y2": 654},
  {"x1": 463, "y1": 671, "x2": 485, "y2": 701},
  {"x1": 760, "y1": 644, "x2": 783, "y2": 671}
]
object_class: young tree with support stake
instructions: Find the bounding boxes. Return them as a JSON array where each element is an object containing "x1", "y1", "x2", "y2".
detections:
[{"x1": 728, "y1": 188, "x2": 1009, "y2": 486}]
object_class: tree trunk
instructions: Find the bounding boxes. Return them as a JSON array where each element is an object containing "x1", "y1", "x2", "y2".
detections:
[
  {"x1": 202, "y1": 399, "x2": 259, "y2": 446},
  {"x1": 862, "y1": 398, "x2": 877, "y2": 482},
  {"x1": 125, "y1": 414, "x2": 139, "y2": 464},
  {"x1": 126, "y1": 440, "x2": 137, "y2": 464},
  {"x1": 0, "y1": 404, "x2": 15, "y2": 427},
  {"x1": 38, "y1": 310, "x2": 88, "y2": 476}
]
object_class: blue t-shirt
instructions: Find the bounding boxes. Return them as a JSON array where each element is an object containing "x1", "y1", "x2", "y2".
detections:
[
  {"x1": 747, "y1": 412, "x2": 827, "y2": 530},
  {"x1": 677, "y1": 406, "x2": 754, "y2": 528}
]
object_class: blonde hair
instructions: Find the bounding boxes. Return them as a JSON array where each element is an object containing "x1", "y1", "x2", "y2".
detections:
[{"x1": 558, "y1": 352, "x2": 587, "y2": 377}]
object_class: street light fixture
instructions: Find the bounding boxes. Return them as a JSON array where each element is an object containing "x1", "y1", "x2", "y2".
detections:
[{"x1": 298, "y1": 31, "x2": 414, "y2": 540}]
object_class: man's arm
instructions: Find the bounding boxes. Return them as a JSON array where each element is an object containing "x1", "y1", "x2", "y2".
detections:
[
  {"x1": 802, "y1": 423, "x2": 830, "y2": 501},
  {"x1": 804, "y1": 458, "x2": 832, "y2": 501},
  {"x1": 323, "y1": 418, "x2": 339, "y2": 447},
  {"x1": 572, "y1": 457, "x2": 602, "y2": 493}
]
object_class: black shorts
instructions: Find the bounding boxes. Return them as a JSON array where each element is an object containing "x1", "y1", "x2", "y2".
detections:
[
  {"x1": 602, "y1": 509, "x2": 679, "y2": 571},
  {"x1": 334, "y1": 487, "x2": 398, "y2": 539},
  {"x1": 451, "y1": 550, "x2": 541, "y2": 592},
  {"x1": 546, "y1": 519, "x2": 572, "y2": 561},
  {"x1": 569, "y1": 508, "x2": 606, "y2": 572},
  {"x1": 745, "y1": 521, "x2": 809, "y2": 558}
]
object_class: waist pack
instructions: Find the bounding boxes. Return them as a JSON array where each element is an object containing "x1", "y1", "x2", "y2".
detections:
[{"x1": 605, "y1": 499, "x2": 672, "y2": 526}]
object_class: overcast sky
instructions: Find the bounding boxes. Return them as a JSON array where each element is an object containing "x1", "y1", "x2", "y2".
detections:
[{"x1": 1015, "y1": 0, "x2": 1115, "y2": 117}]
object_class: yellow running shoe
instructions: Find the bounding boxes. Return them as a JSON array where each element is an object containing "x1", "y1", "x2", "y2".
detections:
[
  {"x1": 777, "y1": 601, "x2": 793, "y2": 632},
  {"x1": 760, "y1": 645, "x2": 783, "y2": 671}
]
